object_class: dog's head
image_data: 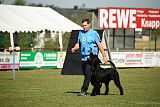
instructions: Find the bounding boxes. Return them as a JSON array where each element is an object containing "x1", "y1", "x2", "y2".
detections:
[
  {"x1": 87, "y1": 52, "x2": 102, "y2": 71},
  {"x1": 88, "y1": 52, "x2": 102, "y2": 64}
]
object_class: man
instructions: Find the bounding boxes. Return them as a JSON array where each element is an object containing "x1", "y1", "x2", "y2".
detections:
[{"x1": 71, "y1": 19, "x2": 108, "y2": 96}]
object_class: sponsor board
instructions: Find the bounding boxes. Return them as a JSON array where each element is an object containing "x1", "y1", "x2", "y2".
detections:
[
  {"x1": 0, "y1": 52, "x2": 20, "y2": 69},
  {"x1": 99, "y1": 8, "x2": 160, "y2": 29},
  {"x1": 20, "y1": 52, "x2": 66, "y2": 69},
  {"x1": 1, "y1": 51, "x2": 159, "y2": 69},
  {"x1": 111, "y1": 52, "x2": 160, "y2": 67}
]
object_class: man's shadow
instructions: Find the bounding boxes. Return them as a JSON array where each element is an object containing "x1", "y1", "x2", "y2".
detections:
[
  {"x1": 65, "y1": 91, "x2": 79, "y2": 94},
  {"x1": 65, "y1": 91, "x2": 116, "y2": 95}
]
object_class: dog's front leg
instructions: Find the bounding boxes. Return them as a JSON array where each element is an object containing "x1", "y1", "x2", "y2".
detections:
[
  {"x1": 91, "y1": 86, "x2": 96, "y2": 96},
  {"x1": 91, "y1": 82, "x2": 101, "y2": 96}
]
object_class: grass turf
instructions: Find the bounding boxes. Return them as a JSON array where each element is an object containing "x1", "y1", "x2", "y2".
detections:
[{"x1": 0, "y1": 68, "x2": 160, "y2": 107}]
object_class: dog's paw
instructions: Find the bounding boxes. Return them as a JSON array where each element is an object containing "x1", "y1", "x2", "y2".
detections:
[
  {"x1": 104, "y1": 93, "x2": 108, "y2": 95},
  {"x1": 91, "y1": 93, "x2": 96, "y2": 96},
  {"x1": 120, "y1": 92, "x2": 124, "y2": 95}
]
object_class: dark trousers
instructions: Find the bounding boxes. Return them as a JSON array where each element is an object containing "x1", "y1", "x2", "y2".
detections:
[{"x1": 81, "y1": 61, "x2": 92, "y2": 92}]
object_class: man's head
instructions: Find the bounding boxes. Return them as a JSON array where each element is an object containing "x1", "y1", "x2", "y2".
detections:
[{"x1": 82, "y1": 19, "x2": 91, "y2": 31}]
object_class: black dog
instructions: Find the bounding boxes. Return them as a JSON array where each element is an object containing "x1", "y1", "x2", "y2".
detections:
[{"x1": 88, "y1": 53, "x2": 123, "y2": 96}]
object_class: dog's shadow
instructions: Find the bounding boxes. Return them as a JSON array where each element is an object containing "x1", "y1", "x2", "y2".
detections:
[
  {"x1": 65, "y1": 91, "x2": 116, "y2": 96},
  {"x1": 65, "y1": 91, "x2": 79, "y2": 94}
]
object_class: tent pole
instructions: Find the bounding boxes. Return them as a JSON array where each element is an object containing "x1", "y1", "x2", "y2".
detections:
[
  {"x1": 10, "y1": 32, "x2": 15, "y2": 80},
  {"x1": 59, "y1": 31, "x2": 63, "y2": 51},
  {"x1": 10, "y1": 32, "x2": 14, "y2": 47}
]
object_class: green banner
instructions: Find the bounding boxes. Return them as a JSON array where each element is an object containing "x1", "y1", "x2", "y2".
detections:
[{"x1": 20, "y1": 52, "x2": 58, "y2": 69}]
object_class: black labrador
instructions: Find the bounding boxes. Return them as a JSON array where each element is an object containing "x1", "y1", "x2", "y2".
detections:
[{"x1": 88, "y1": 53, "x2": 124, "y2": 96}]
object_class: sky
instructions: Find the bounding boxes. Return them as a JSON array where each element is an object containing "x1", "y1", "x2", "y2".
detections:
[{"x1": 2, "y1": 0, "x2": 160, "y2": 9}]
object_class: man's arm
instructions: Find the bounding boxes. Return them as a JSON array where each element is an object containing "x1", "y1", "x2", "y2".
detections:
[
  {"x1": 97, "y1": 42, "x2": 108, "y2": 63},
  {"x1": 71, "y1": 42, "x2": 79, "y2": 53}
]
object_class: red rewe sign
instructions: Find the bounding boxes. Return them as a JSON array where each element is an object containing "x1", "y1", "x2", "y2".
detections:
[{"x1": 99, "y1": 8, "x2": 160, "y2": 29}]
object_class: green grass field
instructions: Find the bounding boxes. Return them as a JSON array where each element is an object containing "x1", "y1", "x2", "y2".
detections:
[
  {"x1": 0, "y1": 68, "x2": 160, "y2": 107},
  {"x1": 135, "y1": 40, "x2": 160, "y2": 51}
]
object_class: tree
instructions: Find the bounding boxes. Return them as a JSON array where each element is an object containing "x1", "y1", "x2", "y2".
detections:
[
  {"x1": 70, "y1": 13, "x2": 81, "y2": 26},
  {"x1": 18, "y1": 32, "x2": 37, "y2": 48},
  {"x1": 151, "y1": 29, "x2": 160, "y2": 39},
  {"x1": 28, "y1": 3, "x2": 36, "y2": 6},
  {"x1": 13, "y1": 0, "x2": 26, "y2": 5},
  {"x1": 84, "y1": 12, "x2": 92, "y2": 22},
  {"x1": 0, "y1": 0, "x2": 4, "y2": 4},
  {"x1": 62, "y1": 32, "x2": 71, "y2": 49},
  {"x1": 36, "y1": 3, "x2": 43, "y2": 7}
]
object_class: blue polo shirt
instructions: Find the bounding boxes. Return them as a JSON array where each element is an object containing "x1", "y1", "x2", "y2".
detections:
[{"x1": 78, "y1": 29, "x2": 101, "y2": 61}]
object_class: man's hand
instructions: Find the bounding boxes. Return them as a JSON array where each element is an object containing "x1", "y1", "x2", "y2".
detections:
[
  {"x1": 71, "y1": 43, "x2": 79, "y2": 53},
  {"x1": 103, "y1": 57, "x2": 108, "y2": 63},
  {"x1": 97, "y1": 42, "x2": 108, "y2": 63},
  {"x1": 71, "y1": 48, "x2": 76, "y2": 53}
]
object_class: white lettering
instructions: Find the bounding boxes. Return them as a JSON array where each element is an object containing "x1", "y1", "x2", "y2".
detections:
[
  {"x1": 148, "y1": 10, "x2": 159, "y2": 14},
  {"x1": 117, "y1": 9, "x2": 129, "y2": 28},
  {"x1": 142, "y1": 18, "x2": 145, "y2": 27},
  {"x1": 156, "y1": 21, "x2": 159, "y2": 29},
  {"x1": 137, "y1": 10, "x2": 144, "y2": 13},
  {"x1": 99, "y1": 9, "x2": 108, "y2": 28},
  {"x1": 129, "y1": 10, "x2": 137, "y2": 28},
  {"x1": 151, "y1": 20, "x2": 155, "y2": 28},
  {"x1": 109, "y1": 9, "x2": 117, "y2": 28},
  {"x1": 141, "y1": 18, "x2": 160, "y2": 29}
]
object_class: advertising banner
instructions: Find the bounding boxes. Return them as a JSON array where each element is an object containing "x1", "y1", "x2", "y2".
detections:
[
  {"x1": 20, "y1": 52, "x2": 66, "y2": 69},
  {"x1": 0, "y1": 52, "x2": 20, "y2": 69},
  {"x1": 99, "y1": 8, "x2": 160, "y2": 29},
  {"x1": 20, "y1": 52, "x2": 57, "y2": 69},
  {"x1": 57, "y1": 52, "x2": 66, "y2": 68},
  {"x1": 155, "y1": 52, "x2": 160, "y2": 66},
  {"x1": 111, "y1": 52, "x2": 160, "y2": 67},
  {"x1": 1, "y1": 51, "x2": 159, "y2": 69}
]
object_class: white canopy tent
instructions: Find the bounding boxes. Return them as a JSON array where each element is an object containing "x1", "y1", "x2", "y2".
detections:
[{"x1": 0, "y1": 4, "x2": 82, "y2": 50}]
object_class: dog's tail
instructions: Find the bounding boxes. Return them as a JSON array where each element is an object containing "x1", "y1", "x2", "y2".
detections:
[{"x1": 107, "y1": 61, "x2": 116, "y2": 68}]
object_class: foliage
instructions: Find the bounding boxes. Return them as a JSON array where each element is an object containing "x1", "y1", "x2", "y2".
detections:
[
  {"x1": 69, "y1": 13, "x2": 81, "y2": 26},
  {"x1": 151, "y1": 29, "x2": 160, "y2": 41},
  {"x1": 36, "y1": 3, "x2": 43, "y2": 7},
  {"x1": 45, "y1": 33, "x2": 59, "y2": 49},
  {"x1": 84, "y1": 12, "x2": 92, "y2": 22},
  {"x1": 13, "y1": 0, "x2": 26, "y2": 5},
  {"x1": 2, "y1": 32, "x2": 10, "y2": 48},
  {"x1": 151, "y1": 29, "x2": 160, "y2": 36},
  {"x1": 0, "y1": 32, "x2": 37, "y2": 49},
  {"x1": 152, "y1": 29, "x2": 160, "y2": 36},
  {"x1": 18, "y1": 32, "x2": 37, "y2": 48},
  {"x1": 49, "y1": 32, "x2": 71, "y2": 49},
  {"x1": 0, "y1": 0, "x2": 3, "y2": 4},
  {"x1": 62, "y1": 32, "x2": 71, "y2": 49}
]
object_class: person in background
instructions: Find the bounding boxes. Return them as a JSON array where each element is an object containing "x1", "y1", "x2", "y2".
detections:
[{"x1": 4, "y1": 48, "x2": 7, "y2": 52}]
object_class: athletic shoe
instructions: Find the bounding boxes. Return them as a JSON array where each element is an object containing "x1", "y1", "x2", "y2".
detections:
[{"x1": 77, "y1": 91, "x2": 87, "y2": 96}]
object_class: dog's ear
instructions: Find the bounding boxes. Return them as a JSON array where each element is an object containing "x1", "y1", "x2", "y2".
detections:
[
  {"x1": 90, "y1": 52, "x2": 94, "y2": 56},
  {"x1": 95, "y1": 55, "x2": 102, "y2": 63},
  {"x1": 89, "y1": 52, "x2": 94, "y2": 60},
  {"x1": 98, "y1": 58, "x2": 102, "y2": 63}
]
